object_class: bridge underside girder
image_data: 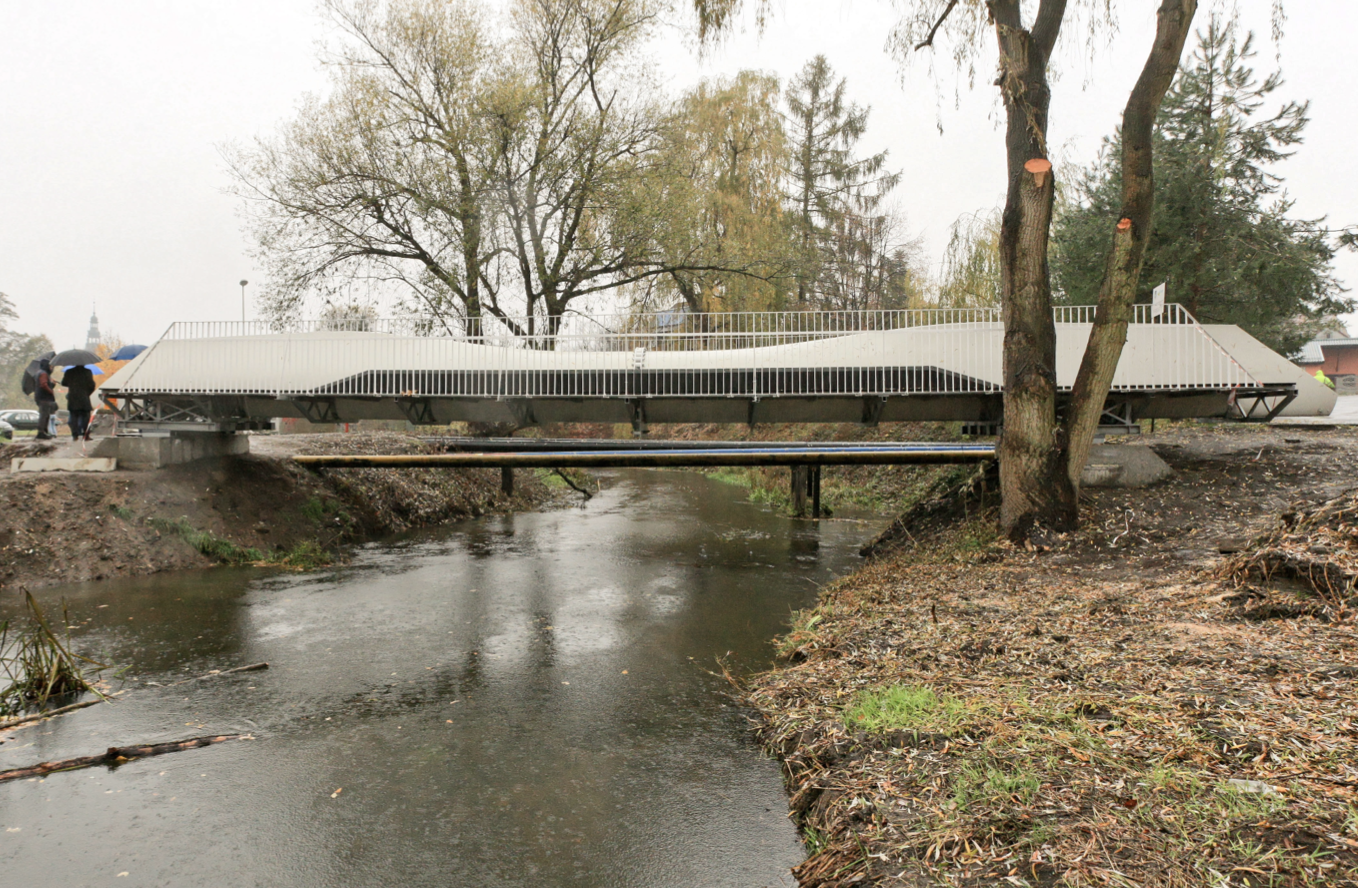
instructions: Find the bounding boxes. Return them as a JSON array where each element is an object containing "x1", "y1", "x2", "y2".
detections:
[{"x1": 108, "y1": 387, "x2": 1280, "y2": 435}]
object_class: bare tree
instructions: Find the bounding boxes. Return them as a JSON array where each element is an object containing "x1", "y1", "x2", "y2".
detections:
[
  {"x1": 229, "y1": 0, "x2": 504, "y2": 335},
  {"x1": 485, "y1": 0, "x2": 679, "y2": 341}
]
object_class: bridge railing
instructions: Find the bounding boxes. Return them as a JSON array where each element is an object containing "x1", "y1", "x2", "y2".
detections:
[
  {"x1": 162, "y1": 303, "x2": 1200, "y2": 347},
  {"x1": 163, "y1": 308, "x2": 1004, "y2": 350},
  {"x1": 120, "y1": 304, "x2": 1251, "y2": 399}
]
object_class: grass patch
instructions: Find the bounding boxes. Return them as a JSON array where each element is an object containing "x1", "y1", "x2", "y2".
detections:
[
  {"x1": 706, "y1": 467, "x2": 755, "y2": 489},
  {"x1": 776, "y1": 606, "x2": 828, "y2": 658},
  {"x1": 534, "y1": 467, "x2": 569, "y2": 489},
  {"x1": 843, "y1": 684, "x2": 969, "y2": 734},
  {"x1": 146, "y1": 518, "x2": 335, "y2": 569},
  {"x1": 149, "y1": 516, "x2": 266, "y2": 565},
  {"x1": 802, "y1": 824, "x2": 828, "y2": 856},
  {"x1": 299, "y1": 496, "x2": 351, "y2": 529},
  {"x1": 953, "y1": 760, "x2": 1041, "y2": 809},
  {"x1": 111, "y1": 505, "x2": 135, "y2": 521},
  {"x1": 274, "y1": 540, "x2": 334, "y2": 570},
  {"x1": 300, "y1": 497, "x2": 327, "y2": 524}
]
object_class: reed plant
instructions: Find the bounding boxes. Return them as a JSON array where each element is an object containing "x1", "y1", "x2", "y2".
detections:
[{"x1": 0, "y1": 591, "x2": 107, "y2": 716}]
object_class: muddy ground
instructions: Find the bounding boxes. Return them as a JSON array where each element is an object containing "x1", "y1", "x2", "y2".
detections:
[
  {"x1": 0, "y1": 433, "x2": 548, "y2": 590},
  {"x1": 747, "y1": 422, "x2": 1358, "y2": 887}
]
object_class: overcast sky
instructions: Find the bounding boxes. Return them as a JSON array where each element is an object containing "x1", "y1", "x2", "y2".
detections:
[{"x1": 2, "y1": 0, "x2": 1354, "y2": 350}]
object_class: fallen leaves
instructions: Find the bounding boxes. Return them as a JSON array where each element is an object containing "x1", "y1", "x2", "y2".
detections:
[{"x1": 743, "y1": 427, "x2": 1358, "y2": 887}]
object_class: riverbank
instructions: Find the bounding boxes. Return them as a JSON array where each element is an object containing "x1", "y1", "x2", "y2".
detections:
[
  {"x1": 0, "y1": 432, "x2": 549, "y2": 589},
  {"x1": 747, "y1": 423, "x2": 1358, "y2": 887},
  {"x1": 0, "y1": 467, "x2": 861, "y2": 888}
]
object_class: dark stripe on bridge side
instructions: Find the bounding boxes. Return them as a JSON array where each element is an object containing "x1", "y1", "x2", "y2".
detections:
[{"x1": 313, "y1": 366, "x2": 994, "y2": 398}]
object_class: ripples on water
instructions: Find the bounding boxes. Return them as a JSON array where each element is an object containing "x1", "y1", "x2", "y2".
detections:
[{"x1": 0, "y1": 470, "x2": 876, "y2": 888}]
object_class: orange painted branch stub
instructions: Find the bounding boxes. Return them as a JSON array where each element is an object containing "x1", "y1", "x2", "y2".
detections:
[
  {"x1": 1023, "y1": 158, "x2": 1053, "y2": 188},
  {"x1": 1117, "y1": 218, "x2": 1132, "y2": 231}
]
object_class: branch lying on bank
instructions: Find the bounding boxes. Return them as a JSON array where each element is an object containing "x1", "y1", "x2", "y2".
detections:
[
  {"x1": 0, "y1": 733, "x2": 253, "y2": 783},
  {"x1": 0, "y1": 696, "x2": 115, "y2": 731},
  {"x1": 0, "y1": 663, "x2": 269, "y2": 732}
]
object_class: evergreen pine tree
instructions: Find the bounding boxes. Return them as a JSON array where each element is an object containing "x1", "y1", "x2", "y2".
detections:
[
  {"x1": 783, "y1": 56, "x2": 900, "y2": 307},
  {"x1": 1053, "y1": 18, "x2": 1349, "y2": 354}
]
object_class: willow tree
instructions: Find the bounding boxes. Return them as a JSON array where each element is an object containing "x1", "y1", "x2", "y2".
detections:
[
  {"x1": 693, "y1": 0, "x2": 1202, "y2": 539},
  {"x1": 650, "y1": 71, "x2": 794, "y2": 313},
  {"x1": 937, "y1": 210, "x2": 1003, "y2": 309}
]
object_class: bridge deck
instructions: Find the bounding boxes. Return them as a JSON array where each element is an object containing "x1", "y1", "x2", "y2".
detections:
[{"x1": 97, "y1": 307, "x2": 1330, "y2": 431}]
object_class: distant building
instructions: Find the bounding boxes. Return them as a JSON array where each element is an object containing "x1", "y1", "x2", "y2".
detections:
[
  {"x1": 1314, "y1": 318, "x2": 1351, "y2": 341},
  {"x1": 1295, "y1": 334, "x2": 1358, "y2": 394},
  {"x1": 85, "y1": 308, "x2": 101, "y2": 352}
]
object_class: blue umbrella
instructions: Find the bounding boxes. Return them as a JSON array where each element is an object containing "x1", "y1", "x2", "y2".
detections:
[
  {"x1": 110, "y1": 344, "x2": 148, "y2": 361},
  {"x1": 86, "y1": 364, "x2": 105, "y2": 375}
]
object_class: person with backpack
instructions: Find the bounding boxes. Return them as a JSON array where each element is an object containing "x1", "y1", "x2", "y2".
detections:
[
  {"x1": 33, "y1": 358, "x2": 58, "y2": 439},
  {"x1": 62, "y1": 364, "x2": 97, "y2": 441}
]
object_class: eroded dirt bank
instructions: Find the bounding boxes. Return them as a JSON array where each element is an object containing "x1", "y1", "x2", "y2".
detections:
[
  {"x1": 0, "y1": 433, "x2": 547, "y2": 590},
  {"x1": 747, "y1": 424, "x2": 1358, "y2": 887}
]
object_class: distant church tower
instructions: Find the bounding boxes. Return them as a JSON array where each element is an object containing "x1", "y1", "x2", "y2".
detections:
[{"x1": 85, "y1": 307, "x2": 101, "y2": 351}]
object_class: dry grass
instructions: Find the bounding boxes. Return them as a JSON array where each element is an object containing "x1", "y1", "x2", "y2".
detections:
[
  {"x1": 744, "y1": 436, "x2": 1358, "y2": 887},
  {"x1": 0, "y1": 590, "x2": 107, "y2": 716}
]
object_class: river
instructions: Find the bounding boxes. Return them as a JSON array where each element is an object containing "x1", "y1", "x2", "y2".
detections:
[{"x1": 0, "y1": 469, "x2": 877, "y2": 888}]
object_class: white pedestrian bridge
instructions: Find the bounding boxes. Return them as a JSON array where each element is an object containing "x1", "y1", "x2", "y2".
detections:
[{"x1": 99, "y1": 306, "x2": 1332, "y2": 434}]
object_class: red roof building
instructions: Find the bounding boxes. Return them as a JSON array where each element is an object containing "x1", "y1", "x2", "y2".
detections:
[{"x1": 1295, "y1": 337, "x2": 1358, "y2": 393}]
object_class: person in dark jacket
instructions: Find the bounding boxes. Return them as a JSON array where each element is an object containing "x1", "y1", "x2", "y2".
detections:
[
  {"x1": 34, "y1": 359, "x2": 57, "y2": 439},
  {"x1": 62, "y1": 365, "x2": 97, "y2": 441}
]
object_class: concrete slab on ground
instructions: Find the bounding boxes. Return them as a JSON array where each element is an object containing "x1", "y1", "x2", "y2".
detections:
[
  {"x1": 11, "y1": 457, "x2": 117, "y2": 473},
  {"x1": 1271, "y1": 394, "x2": 1358, "y2": 426}
]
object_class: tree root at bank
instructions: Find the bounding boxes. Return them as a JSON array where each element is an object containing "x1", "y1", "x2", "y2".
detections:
[{"x1": 0, "y1": 734, "x2": 254, "y2": 782}]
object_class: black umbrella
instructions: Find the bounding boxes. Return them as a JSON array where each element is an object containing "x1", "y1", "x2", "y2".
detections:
[
  {"x1": 51, "y1": 348, "x2": 101, "y2": 367},
  {"x1": 24, "y1": 351, "x2": 56, "y2": 379}
]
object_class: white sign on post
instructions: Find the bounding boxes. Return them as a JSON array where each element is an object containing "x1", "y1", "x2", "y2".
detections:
[{"x1": 1152, "y1": 282, "x2": 1166, "y2": 318}]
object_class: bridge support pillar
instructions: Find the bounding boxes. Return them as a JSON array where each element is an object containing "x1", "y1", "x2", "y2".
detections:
[
  {"x1": 790, "y1": 465, "x2": 823, "y2": 519},
  {"x1": 627, "y1": 399, "x2": 648, "y2": 437},
  {"x1": 501, "y1": 467, "x2": 514, "y2": 497},
  {"x1": 791, "y1": 466, "x2": 808, "y2": 517}
]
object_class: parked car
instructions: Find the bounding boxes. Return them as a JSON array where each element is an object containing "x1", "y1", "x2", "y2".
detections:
[
  {"x1": 0, "y1": 409, "x2": 40, "y2": 431},
  {"x1": 0, "y1": 418, "x2": 12, "y2": 440}
]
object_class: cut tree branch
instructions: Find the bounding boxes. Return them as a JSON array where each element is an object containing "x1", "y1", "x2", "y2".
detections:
[{"x1": 0, "y1": 734, "x2": 254, "y2": 783}]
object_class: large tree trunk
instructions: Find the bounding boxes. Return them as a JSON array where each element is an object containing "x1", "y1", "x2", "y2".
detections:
[
  {"x1": 992, "y1": 0, "x2": 1075, "y2": 540},
  {"x1": 1061, "y1": 0, "x2": 1199, "y2": 491}
]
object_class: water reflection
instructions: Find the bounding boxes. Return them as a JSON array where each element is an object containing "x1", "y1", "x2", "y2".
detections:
[{"x1": 0, "y1": 470, "x2": 874, "y2": 888}]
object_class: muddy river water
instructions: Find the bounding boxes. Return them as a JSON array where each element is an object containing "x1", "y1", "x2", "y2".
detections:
[{"x1": 0, "y1": 470, "x2": 877, "y2": 888}]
